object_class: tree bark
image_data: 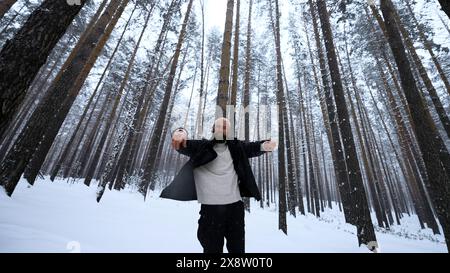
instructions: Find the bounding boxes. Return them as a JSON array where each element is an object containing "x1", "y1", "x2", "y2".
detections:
[
  {"x1": 95, "y1": 2, "x2": 156, "y2": 200},
  {"x1": 380, "y1": 0, "x2": 450, "y2": 251},
  {"x1": 0, "y1": 0, "x2": 125, "y2": 196},
  {"x1": 403, "y1": 0, "x2": 450, "y2": 96},
  {"x1": 138, "y1": 0, "x2": 194, "y2": 198},
  {"x1": 49, "y1": 2, "x2": 139, "y2": 181},
  {"x1": 23, "y1": 0, "x2": 128, "y2": 186},
  {"x1": 438, "y1": 0, "x2": 450, "y2": 19},
  {"x1": 230, "y1": 0, "x2": 240, "y2": 108},
  {"x1": 316, "y1": 0, "x2": 377, "y2": 249},
  {"x1": 216, "y1": 0, "x2": 234, "y2": 118},
  {"x1": 0, "y1": 0, "x2": 87, "y2": 141},
  {"x1": 307, "y1": 0, "x2": 354, "y2": 224},
  {"x1": 0, "y1": 0, "x2": 17, "y2": 19},
  {"x1": 268, "y1": 0, "x2": 288, "y2": 234}
]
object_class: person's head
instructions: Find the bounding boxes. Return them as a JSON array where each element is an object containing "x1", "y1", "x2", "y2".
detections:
[{"x1": 212, "y1": 117, "x2": 231, "y2": 140}]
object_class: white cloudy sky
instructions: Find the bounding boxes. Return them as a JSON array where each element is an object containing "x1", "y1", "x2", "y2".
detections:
[{"x1": 203, "y1": 0, "x2": 227, "y2": 32}]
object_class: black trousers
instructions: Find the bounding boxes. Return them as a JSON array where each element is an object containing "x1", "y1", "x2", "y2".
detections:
[{"x1": 197, "y1": 200, "x2": 245, "y2": 253}]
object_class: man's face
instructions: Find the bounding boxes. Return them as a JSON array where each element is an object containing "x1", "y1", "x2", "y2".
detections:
[{"x1": 214, "y1": 118, "x2": 231, "y2": 140}]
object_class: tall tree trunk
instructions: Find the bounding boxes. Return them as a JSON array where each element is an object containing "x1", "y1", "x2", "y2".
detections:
[
  {"x1": 0, "y1": 0, "x2": 17, "y2": 19},
  {"x1": 307, "y1": 0, "x2": 338, "y2": 212},
  {"x1": 24, "y1": 0, "x2": 128, "y2": 185},
  {"x1": 304, "y1": 91, "x2": 320, "y2": 217},
  {"x1": 27, "y1": 1, "x2": 145, "y2": 185},
  {"x1": 72, "y1": 88, "x2": 114, "y2": 179},
  {"x1": 0, "y1": 33, "x2": 73, "y2": 162},
  {"x1": 95, "y1": 3, "x2": 156, "y2": 200},
  {"x1": 243, "y1": 0, "x2": 252, "y2": 142},
  {"x1": 122, "y1": 0, "x2": 178, "y2": 178},
  {"x1": 0, "y1": 0, "x2": 87, "y2": 141},
  {"x1": 282, "y1": 63, "x2": 298, "y2": 217},
  {"x1": 271, "y1": 0, "x2": 288, "y2": 234},
  {"x1": 437, "y1": 11, "x2": 450, "y2": 36},
  {"x1": 404, "y1": 0, "x2": 450, "y2": 96},
  {"x1": 371, "y1": 3, "x2": 450, "y2": 137},
  {"x1": 0, "y1": 3, "x2": 25, "y2": 40},
  {"x1": 316, "y1": 0, "x2": 377, "y2": 249},
  {"x1": 148, "y1": 44, "x2": 190, "y2": 191},
  {"x1": 380, "y1": 0, "x2": 450, "y2": 251},
  {"x1": 49, "y1": 2, "x2": 139, "y2": 181},
  {"x1": 338, "y1": 56, "x2": 385, "y2": 228},
  {"x1": 0, "y1": 0, "x2": 126, "y2": 196},
  {"x1": 438, "y1": 0, "x2": 450, "y2": 19},
  {"x1": 216, "y1": 0, "x2": 234, "y2": 118},
  {"x1": 138, "y1": 0, "x2": 194, "y2": 198},
  {"x1": 307, "y1": 0, "x2": 354, "y2": 224},
  {"x1": 230, "y1": 0, "x2": 240, "y2": 108},
  {"x1": 284, "y1": 63, "x2": 303, "y2": 215},
  {"x1": 195, "y1": 0, "x2": 206, "y2": 138},
  {"x1": 242, "y1": 0, "x2": 253, "y2": 211},
  {"x1": 338, "y1": 25, "x2": 390, "y2": 228},
  {"x1": 365, "y1": 5, "x2": 437, "y2": 232}
]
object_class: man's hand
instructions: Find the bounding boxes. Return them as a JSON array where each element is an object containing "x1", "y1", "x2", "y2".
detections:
[
  {"x1": 261, "y1": 140, "x2": 277, "y2": 152},
  {"x1": 172, "y1": 129, "x2": 187, "y2": 150}
]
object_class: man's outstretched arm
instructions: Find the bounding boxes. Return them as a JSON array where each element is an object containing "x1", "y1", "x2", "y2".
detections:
[
  {"x1": 171, "y1": 127, "x2": 203, "y2": 157},
  {"x1": 242, "y1": 139, "x2": 278, "y2": 158}
]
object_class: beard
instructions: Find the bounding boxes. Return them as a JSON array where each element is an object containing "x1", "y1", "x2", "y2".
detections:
[{"x1": 213, "y1": 132, "x2": 227, "y2": 142}]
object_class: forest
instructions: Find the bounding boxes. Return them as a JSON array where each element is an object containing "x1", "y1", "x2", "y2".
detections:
[{"x1": 0, "y1": 0, "x2": 449, "y2": 252}]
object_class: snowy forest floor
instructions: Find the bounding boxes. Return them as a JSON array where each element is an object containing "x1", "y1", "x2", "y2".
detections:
[{"x1": 0, "y1": 177, "x2": 447, "y2": 253}]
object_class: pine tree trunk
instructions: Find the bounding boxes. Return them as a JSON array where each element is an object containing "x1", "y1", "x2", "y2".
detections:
[
  {"x1": 7, "y1": 0, "x2": 110, "y2": 182},
  {"x1": 243, "y1": 0, "x2": 252, "y2": 141},
  {"x1": 230, "y1": 0, "x2": 240, "y2": 108},
  {"x1": 23, "y1": 0, "x2": 129, "y2": 185},
  {"x1": 0, "y1": 33, "x2": 73, "y2": 162},
  {"x1": 404, "y1": 0, "x2": 450, "y2": 96},
  {"x1": 438, "y1": 0, "x2": 450, "y2": 19},
  {"x1": 0, "y1": 3, "x2": 25, "y2": 40},
  {"x1": 216, "y1": 0, "x2": 234, "y2": 118},
  {"x1": 271, "y1": 0, "x2": 288, "y2": 234},
  {"x1": 437, "y1": 11, "x2": 450, "y2": 36},
  {"x1": 242, "y1": 0, "x2": 253, "y2": 212},
  {"x1": 26, "y1": 4, "x2": 134, "y2": 183},
  {"x1": 0, "y1": 0, "x2": 17, "y2": 19},
  {"x1": 316, "y1": 0, "x2": 377, "y2": 248},
  {"x1": 338, "y1": 53, "x2": 386, "y2": 228},
  {"x1": 283, "y1": 72, "x2": 298, "y2": 217},
  {"x1": 122, "y1": 1, "x2": 177, "y2": 178},
  {"x1": 305, "y1": 96, "x2": 320, "y2": 217},
  {"x1": 319, "y1": 134, "x2": 332, "y2": 209},
  {"x1": 0, "y1": 0, "x2": 125, "y2": 196},
  {"x1": 365, "y1": 5, "x2": 437, "y2": 231},
  {"x1": 195, "y1": 0, "x2": 206, "y2": 138},
  {"x1": 49, "y1": 2, "x2": 138, "y2": 181},
  {"x1": 380, "y1": 0, "x2": 450, "y2": 251},
  {"x1": 306, "y1": 0, "x2": 337, "y2": 212},
  {"x1": 285, "y1": 65, "x2": 303, "y2": 215},
  {"x1": 148, "y1": 44, "x2": 190, "y2": 191},
  {"x1": 73, "y1": 89, "x2": 114, "y2": 179},
  {"x1": 307, "y1": 0, "x2": 354, "y2": 224},
  {"x1": 371, "y1": 11, "x2": 437, "y2": 230},
  {"x1": 0, "y1": 0, "x2": 87, "y2": 141},
  {"x1": 372, "y1": 3, "x2": 450, "y2": 138},
  {"x1": 96, "y1": 3, "x2": 156, "y2": 200},
  {"x1": 138, "y1": 0, "x2": 194, "y2": 198}
]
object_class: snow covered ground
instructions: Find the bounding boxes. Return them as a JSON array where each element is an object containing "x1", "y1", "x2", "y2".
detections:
[{"x1": 0, "y1": 177, "x2": 447, "y2": 253}]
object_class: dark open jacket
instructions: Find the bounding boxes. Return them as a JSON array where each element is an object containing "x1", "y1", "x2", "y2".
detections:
[{"x1": 159, "y1": 137, "x2": 269, "y2": 201}]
